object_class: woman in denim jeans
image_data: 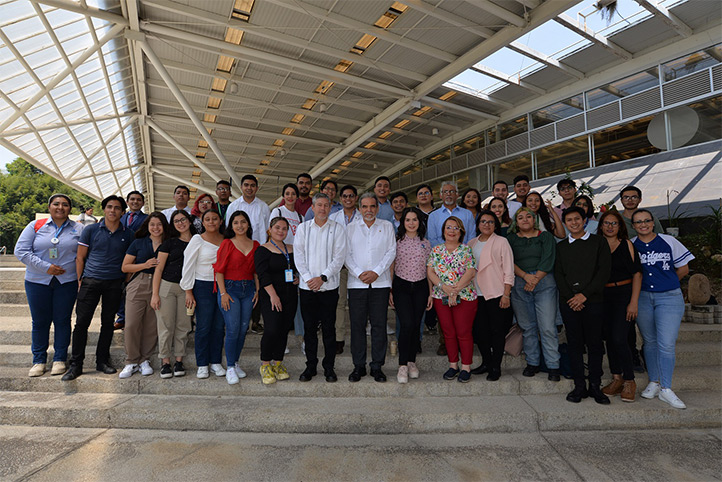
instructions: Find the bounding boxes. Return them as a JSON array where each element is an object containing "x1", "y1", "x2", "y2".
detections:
[
  {"x1": 214, "y1": 210, "x2": 259, "y2": 385},
  {"x1": 507, "y1": 207, "x2": 561, "y2": 381},
  {"x1": 180, "y1": 210, "x2": 226, "y2": 379},
  {"x1": 632, "y1": 209, "x2": 694, "y2": 409}
]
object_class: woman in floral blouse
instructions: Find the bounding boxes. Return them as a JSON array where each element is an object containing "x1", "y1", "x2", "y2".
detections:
[{"x1": 427, "y1": 216, "x2": 478, "y2": 383}]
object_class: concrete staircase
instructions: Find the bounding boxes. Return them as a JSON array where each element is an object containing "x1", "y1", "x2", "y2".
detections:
[{"x1": 1, "y1": 254, "x2": 720, "y2": 435}]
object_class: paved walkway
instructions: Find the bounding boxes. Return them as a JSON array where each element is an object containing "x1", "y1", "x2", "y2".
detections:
[{"x1": 3, "y1": 426, "x2": 720, "y2": 481}]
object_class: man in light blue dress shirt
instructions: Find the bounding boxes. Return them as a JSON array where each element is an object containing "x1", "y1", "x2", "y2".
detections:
[
  {"x1": 427, "y1": 180, "x2": 476, "y2": 247},
  {"x1": 374, "y1": 176, "x2": 395, "y2": 223}
]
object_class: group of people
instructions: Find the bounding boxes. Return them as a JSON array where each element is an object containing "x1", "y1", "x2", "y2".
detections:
[{"x1": 15, "y1": 172, "x2": 694, "y2": 409}]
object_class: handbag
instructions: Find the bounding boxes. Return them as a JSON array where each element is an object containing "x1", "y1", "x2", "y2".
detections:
[{"x1": 504, "y1": 323, "x2": 523, "y2": 356}]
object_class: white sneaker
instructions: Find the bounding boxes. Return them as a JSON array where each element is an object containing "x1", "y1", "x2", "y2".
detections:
[
  {"x1": 397, "y1": 365, "x2": 408, "y2": 384},
  {"x1": 51, "y1": 361, "x2": 66, "y2": 376},
  {"x1": 235, "y1": 364, "x2": 247, "y2": 379},
  {"x1": 139, "y1": 360, "x2": 153, "y2": 376},
  {"x1": 119, "y1": 364, "x2": 138, "y2": 379},
  {"x1": 641, "y1": 381, "x2": 661, "y2": 399},
  {"x1": 210, "y1": 363, "x2": 226, "y2": 377},
  {"x1": 408, "y1": 362, "x2": 419, "y2": 379},
  {"x1": 28, "y1": 363, "x2": 46, "y2": 377},
  {"x1": 226, "y1": 367, "x2": 239, "y2": 385},
  {"x1": 197, "y1": 366, "x2": 209, "y2": 379},
  {"x1": 659, "y1": 388, "x2": 686, "y2": 409}
]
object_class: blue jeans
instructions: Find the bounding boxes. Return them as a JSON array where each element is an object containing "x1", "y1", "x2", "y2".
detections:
[
  {"x1": 25, "y1": 278, "x2": 78, "y2": 364},
  {"x1": 218, "y1": 279, "x2": 255, "y2": 366},
  {"x1": 511, "y1": 272, "x2": 560, "y2": 369},
  {"x1": 636, "y1": 288, "x2": 685, "y2": 389},
  {"x1": 193, "y1": 280, "x2": 225, "y2": 367}
]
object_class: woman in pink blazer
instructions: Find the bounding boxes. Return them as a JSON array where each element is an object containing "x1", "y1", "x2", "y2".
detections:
[{"x1": 467, "y1": 210, "x2": 515, "y2": 380}]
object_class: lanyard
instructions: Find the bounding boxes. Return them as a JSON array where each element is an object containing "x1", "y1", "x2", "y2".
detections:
[
  {"x1": 269, "y1": 239, "x2": 290, "y2": 269},
  {"x1": 51, "y1": 221, "x2": 68, "y2": 245}
]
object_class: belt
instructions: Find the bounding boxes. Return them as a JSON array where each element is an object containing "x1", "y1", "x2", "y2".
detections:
[{"x1": 605, "y1": 278, "x2": 632, "y2": 288}]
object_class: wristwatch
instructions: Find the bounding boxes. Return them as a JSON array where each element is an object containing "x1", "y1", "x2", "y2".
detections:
[{"x1": 320, "y1": 274, "x2": 328, "y2": 282}]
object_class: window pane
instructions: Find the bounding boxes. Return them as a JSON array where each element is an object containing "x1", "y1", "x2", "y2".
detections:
[
  {"x1": 593, "y1": 116, "x2": 660, "y2": 167},
  {"x1": 491, "y1": 154, "x2": 531, "y2": 186},
  {"x1": 536, "y1": 135, "x2": 589, "y2": 179},
  {"x1": 663, "y1": 44, "x2": 722, "y2": 82},
  {"x1": 531, "y1": 94, "x2": 584, "y2": 128},
  {"x1": 586, "y1": 70, "x2": 659, "y2": 109}
]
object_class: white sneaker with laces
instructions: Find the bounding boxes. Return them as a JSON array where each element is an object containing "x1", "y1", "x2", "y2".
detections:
[
  {"x1": 408, "y1": 362, "x2": 420, "y2": 379},
  {"x1": 235, "y1": 364, "x2": 247, "y2": 379},
  {"x1": 197, "y1": 366, "x2": 209, "y2": 379},
  {"x1": 210, "y1": 364, "x2": 226, "y2": 377},
  {"x1": 139, "y1": 360, "x2": 153, "y2": 376},
  {"x1": 397, "y1": 366, "x2": 408, "y2": 384},
  {"x1": 641, "y1": 381, "x2": 661, "y2": 399},
  {"x1": 119, "y1": 364, "x2": 138, "y2": 379},
  {"x1": 226, "y1": 367, "x2": 239, "y2": 385},
  {"x1": 659, "y1": 388, "x2": 686, "y2": 409}
]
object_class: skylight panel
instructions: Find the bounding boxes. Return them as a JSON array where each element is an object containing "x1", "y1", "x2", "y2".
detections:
[{"x1": 518, "y1": 20, "x2": 590, "y2": 58}]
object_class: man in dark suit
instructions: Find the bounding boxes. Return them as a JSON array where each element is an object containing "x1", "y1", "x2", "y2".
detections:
[{"x1": 115, "y1": 191, "x2": 148, "y2": 329}]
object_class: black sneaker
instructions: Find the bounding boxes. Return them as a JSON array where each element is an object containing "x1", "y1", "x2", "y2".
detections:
[
  {"x1": 522, "y1": 365, "x2": 540, "y2": 377},
  {"x1": 173, "y1": 361, "x2": 185, "y2": 377},
  {"x1": 160, "y1": 363, "x2": 173, "y2": 379},
  {"x1": 457, "y1": 370, "x2": 471, "y2": 383},
  {"x1": 251, "y1": 321, "x2": 264, "y2": 334},
  {"x1": 443, "y1": 367, "x2": 460, "y2": 380},
  {"x1": 548, "y1": 369, "x2": 561, "y2": 382}
]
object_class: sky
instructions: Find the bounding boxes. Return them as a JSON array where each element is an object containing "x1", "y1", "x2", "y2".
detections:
[{"x1": 0, "y1": 145, "x2": 17, "y2": 172}]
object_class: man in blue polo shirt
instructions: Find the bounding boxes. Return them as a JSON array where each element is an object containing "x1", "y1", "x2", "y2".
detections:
[
  {"x1": 62, "y1": 195, "x2": 133, "y2": 381},
  {"x1": 426, "y1": 180, "x2": 476, "y2": 247}
]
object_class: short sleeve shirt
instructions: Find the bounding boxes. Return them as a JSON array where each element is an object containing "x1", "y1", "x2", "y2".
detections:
[
  {"x1": 78, "y1": 220, "x2": 133, "y2": 280},
  {"x1": 158, "y1": 237, "x2": 189, "y2": 283},
  {"x1": 633, "y1": 233, "x2": 694, "y2": 292},
  {"x1": 126, "y1": 237, "x2": 159, "y2": 275},
  {"x1": 427, "y1": 244, "x2": 477, "y2": 301},
  {"x1": 395, "y1": 236, "x2": 432, "y2": 282}
]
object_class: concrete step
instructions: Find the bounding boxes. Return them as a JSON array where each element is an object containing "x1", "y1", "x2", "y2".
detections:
[
  {"x1": 0, "y1": 291, "x2": 27, "y2": 304},
  {"x1": 0, "y1": 257, "x2": 24, "y2": 267},
  {"x1": 0, "y1": 365, "x2": 717, "y2": 398},
  {"x1": 1, "y1": 339, "x2": 718, "y2": 371},
  {"x1": 0, "y1": 280, "x2": 24, "y2": 291},
  {"x1": 0, "y1": 389, "x2": 718, "y2": 434},
  {"x1": 0, "y1": 268, "x2": 25, "y2": 281}
]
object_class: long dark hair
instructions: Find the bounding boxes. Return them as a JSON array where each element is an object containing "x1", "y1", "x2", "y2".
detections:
[
  {"x1": 168, "y1": 210, "x2": 197, "y2": 238},
  {"x1": 524, "y1": 192, "x2": 554, "y2": 232},
  {"x1": 396, "y1": 207, "x2": 427, "y2": 241},
  {"x1": 487, "y1": 196, "x2": 511, "y2": 226},
  {"x1": 135, "y1": 211, "x2": 170, "y2": 241},
  {"x1": 225, "y1": 210, "x2": 253, "y2": 240},
  {"x1": 461, "y1": 188, "x2": 481, "y2": 214},
  {"x1": 573, "y1": 194, "x2": 595, "y2": 219},
  {"x1": 598, "y1": 210, "x2": 629, "y2": 240},
  {"x1": 201, "y1": 209, "x2": 224, "y2": 236}
]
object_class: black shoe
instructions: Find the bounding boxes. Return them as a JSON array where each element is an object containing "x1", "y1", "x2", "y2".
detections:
[
  {"x1": 348, "y1": 366, "x2": 366, "y2": 382},
  {"x1": 61, "y1": 364, "x2": 82, "y2": 381},
  {"x1": 470, "y1": 364, "x2": 489, "y2": 375},
  {"x1": 250, "y1": 321, "x2": 264, "y2": 334},
  {"x1": 370, "y1": 368, "x2": 387, "y2": 383},
  {"x1": 324, "y1": 369, "x2": 338, "y2": 383},
  {"x1": 443, "y1": 367, "x2": 460, "y2": 380},
  {"x1": 588, "y1": 383, "x2": 611, "y2": 405},
  {"x1": 336, "y1": 341, "x2": 344, "y2": 355},
  {"x1": 299, "y1": 368, "x2": 317, "y2": 382},
  {"x1": 96, "y1": 362, "x2": 117, "y2": 375},
  {"x1": 548, "y1": 369, "x2": 561, "y2": 382},
  {"x1": 173, "y1": 361, "x2": 185, "y2": 377},
  {"x1": 486, "y1": 369, "x2": 501, "y2": 381},
  {"x1": 160, "y1": 363, "x2": 173, "y2": 379},
  {"x1": 522, "y1": 365, "x2": 540, "y2": 377},
  {"x1": 566, "y1": 385, "x2": 588, "y2": 403},
  {"x1": 436, "y1": 344, "x2": 447, "y2": 356},
  {"x1": 457, "y1": 370, "x2": 471, "y2": 383}
]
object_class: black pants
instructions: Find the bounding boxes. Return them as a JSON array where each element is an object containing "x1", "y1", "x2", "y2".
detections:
[
  {"x1": 560, "y1": 301, "x2": 604, "y2": 387},
  {"x1": 348, "y1": 287, "x2": 390, "y2": 371},
  {"x1": 69, "y1": 277, "x2": 123, "y2": 367},
  {"x1": 392, "y1": 276, "x2": 428, "y2": 365},
  {"x1": 473, "y1": 296, "x2": 513, "y2": 372},
  {"x1": 300, "y1": 289, "x2": 339, "y2": 371},
  {"x1": 604, "y1": 285, "x2": 635, "y2": 380},
  {"x1": 259, "y1": 284, "x2": 297, "y2": 362}
]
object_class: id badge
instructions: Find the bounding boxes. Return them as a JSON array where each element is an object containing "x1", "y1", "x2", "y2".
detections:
[
  {"x1": 284, "y1": 269, "x2": 294, "y2": 283},
  {"x1": 49, "y1": 247, "x2": 58, "y2": 259}
]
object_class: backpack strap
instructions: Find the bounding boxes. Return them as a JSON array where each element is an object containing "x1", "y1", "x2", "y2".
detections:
[{"x1": 34, "y1": 218, "x2": 49, "y2": 232}]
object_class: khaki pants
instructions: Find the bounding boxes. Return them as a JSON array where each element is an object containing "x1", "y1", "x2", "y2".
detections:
[
  {"x1": 335, "y1": 268, "x2": 349, "y2": 342},
  {"x1": 124, "y1": 273, "x2": 158, "y2": 364},
  {"x1": 155, "y1": 280, "x2": 191, "y2": 359}
]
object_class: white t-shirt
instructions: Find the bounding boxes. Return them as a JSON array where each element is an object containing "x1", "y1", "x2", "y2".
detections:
[{"x1": 271, "y1": 205, "x2": 302, "y2": 245}]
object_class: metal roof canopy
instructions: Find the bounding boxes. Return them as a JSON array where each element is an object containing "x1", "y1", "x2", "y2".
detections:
[{"x1": 0, "y1": 0, "x2": 719, "y2": 211}]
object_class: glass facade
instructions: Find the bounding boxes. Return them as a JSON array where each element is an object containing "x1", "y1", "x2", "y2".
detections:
[
  {"x1": 536, "y1": 135, "x2": 589, "y2": 179},
  {"x1": 531, "y1": 94, "x2": 584, "y2": 128},
  {"x1": 593, "y1": 116, "x2": 660, "y2": 167}
]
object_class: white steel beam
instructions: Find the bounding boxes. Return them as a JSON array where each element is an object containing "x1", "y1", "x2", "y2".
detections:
[
  {"x1": 508, "y1": 41, "x2": 585, "y2": 79},
  {"x1": 151, "y1": 167, "x2": 217, "y2": 196},
  {"x1": 555, "y1": 13, "x2": 633, "y2": 60},
  {"x1": 466, "y1": 0, "x2": 527, "y2": 27},
  {"x1": 471, "y1": 64, "x2": 546, "y2": 95},
  {"x1": 633, "y1": 0, "x2": 692, "y2": 38},
  {"x1": 30, "y1": 0, "x2": 130, "y2": 26},
  {"x1": 0, "y1": 114, "x2": 138, "y2": 137},
  {"x1": 67, "y1": 116, "x2": 138, "y2": 179}
]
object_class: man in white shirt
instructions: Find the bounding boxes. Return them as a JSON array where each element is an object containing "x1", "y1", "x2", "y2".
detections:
[
  {"x1": 294, "y1": 193, "x2": 347, "y2": 383},
  {"x1": 492, "y1": 180, "x2": 521, "y2": 218},
  {"x1": 161, "y1": 185, "x2": 192, "y2": 222},
  {"x1": 225, "y1": 174, "x2": 271, "y2": 334},
  {"x1": 345, "y1": 193, "x2": 396, "y2": 383},
  {"x1": 329, "y1": 185, "x2": 360, "y2": 354}
]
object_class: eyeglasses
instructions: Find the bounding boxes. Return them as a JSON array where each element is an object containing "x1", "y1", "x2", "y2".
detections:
[
  {"x1": 173, "y1": 218, "x2": 189, "y2": 225},
  {"x1": 621, "y1": 195, "x2": 639, "y2": 201},
  {"x1": 441, "y1": 189, "x2": 457, "y2": 195},
  {"x1": 559, "y1": 186, "x2": 575, "y2": 192},
  {"x1": 478, "y1": 220, "x2": 495, "y2": 225},
  {"x1": 341, "y1": 194, "x2": 356, "y2": 199},
  {"x1": 216, "y1": 187, "x2": 230, "y2": 192},
  {"x1": 199, "y1": 200, "x2": 213, "y2": 205},
  {"x1": 602, "y1": 221, "x2": 618, "y2": 227},
  {"x1": 632, "y1": 219, "x2": 653, "y2": 225},
  {"x1": 444, "y1": 225, "x2": 460, "y2": 231},
  {"x1": 417, "y1": 191, "x2": 431, "y2": 196}
]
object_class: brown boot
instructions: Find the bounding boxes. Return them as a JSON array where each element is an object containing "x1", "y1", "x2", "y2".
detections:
[
  {"x1": 621, "y1": 380, "x2": 637, "y2": 402},
  {"x1": 602, "y1": 375, "x2": 624, "y2": 396}
]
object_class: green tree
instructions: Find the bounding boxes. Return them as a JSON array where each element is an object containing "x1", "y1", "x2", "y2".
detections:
[{"x1": 0, "y1": 158, "x2": 100, "y2": 253}]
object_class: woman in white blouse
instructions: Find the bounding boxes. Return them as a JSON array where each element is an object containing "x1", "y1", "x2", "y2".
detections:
[{"x1": 180, "y1": 210, "x2": 226, "y2": 379}]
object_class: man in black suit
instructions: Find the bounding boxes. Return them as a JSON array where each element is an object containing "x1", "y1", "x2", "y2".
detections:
[{"x1": 115, "y1": 191, "x2": 148, "y2": 329}]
